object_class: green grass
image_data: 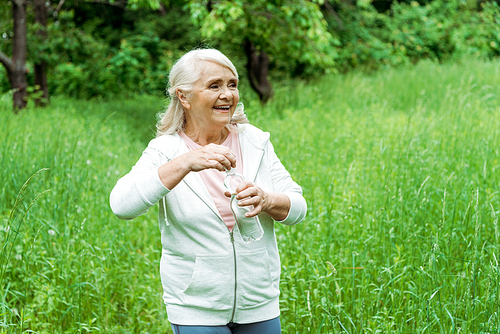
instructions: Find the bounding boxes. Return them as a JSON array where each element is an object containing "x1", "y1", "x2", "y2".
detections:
[{"x1": 1, "y1": 58, "x2": 500, "y2": 333}]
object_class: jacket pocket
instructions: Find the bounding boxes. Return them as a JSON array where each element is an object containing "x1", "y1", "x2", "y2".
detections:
[
  {"x1": 183, "y1": 255, "x2": 233, "y2": 310},
  {"x1": 237, "y1": 248, "x2": 280, "y2": 309},
  {"x1": 160, "y1": 252, "x2": 194, "y2": 305}
]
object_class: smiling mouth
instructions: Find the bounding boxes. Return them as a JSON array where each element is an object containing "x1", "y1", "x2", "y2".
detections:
[{"x1": 213, "y1": 105, "x2": 231, "y2": 111}]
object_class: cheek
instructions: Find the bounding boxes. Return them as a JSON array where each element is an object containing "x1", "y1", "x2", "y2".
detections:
[{"x1": 199, "y1": 91, "x2": 216, "y2": 104}]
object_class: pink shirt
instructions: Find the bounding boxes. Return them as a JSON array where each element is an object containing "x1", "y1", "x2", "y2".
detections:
[{"x1": 179, "y1": 131, "x2": 243, "y2": 230}]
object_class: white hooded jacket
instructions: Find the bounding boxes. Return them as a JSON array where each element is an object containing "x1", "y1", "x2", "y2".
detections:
[{"x1": 110, "y1": 124, "x2": 307, "y2": 326}]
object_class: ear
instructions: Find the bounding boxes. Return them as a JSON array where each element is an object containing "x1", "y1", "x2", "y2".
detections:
[{"x1": 176, "y1": 89, "x2": 191, "y2": 109}]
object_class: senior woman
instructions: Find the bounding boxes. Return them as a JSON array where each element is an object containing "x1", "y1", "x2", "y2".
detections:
[{"x1": 110, "y1": 49, "x2": 307, "y2": 333}]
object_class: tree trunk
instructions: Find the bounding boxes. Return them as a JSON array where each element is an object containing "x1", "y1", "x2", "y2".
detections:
[
  {"x1": 12, "y1": 0, "x2": 28, "y2": 110},
  {"x1": 34, "y1": 0, "x2": 49, "y2": 106},
  {"x1": 243, "y1": 39, "x2": 273, "y2": 103},
  {"x1": 324, "y1": 0, "x2": 345, "y2": 30},
  {"x1": 0, "y1": 0, "x2": 28, "y2": 111},
  {"x1": 158, "y1": 2, "x2": 167, "y2": 16}
]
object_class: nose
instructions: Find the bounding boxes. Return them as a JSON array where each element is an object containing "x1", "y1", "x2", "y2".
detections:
[{"x1": 220, "y1": 86, "x2": 232, "y2": 100}]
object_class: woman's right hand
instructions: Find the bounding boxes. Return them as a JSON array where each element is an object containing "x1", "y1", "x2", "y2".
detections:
[
  {"x1": 183, "y1": 143, "x2": 236, "y2": 172},
  {"x1": 158, "y1": 144, "x2": 236, "y2": 190}
]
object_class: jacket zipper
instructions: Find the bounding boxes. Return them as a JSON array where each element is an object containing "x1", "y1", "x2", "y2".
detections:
[{"x1": 229, "y1": 230, "x2": 237, "y2": 322}]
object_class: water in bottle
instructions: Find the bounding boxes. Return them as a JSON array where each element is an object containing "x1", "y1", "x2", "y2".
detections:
[{"x1": 224, "y1": 168, "x2": 264, "y2": 243}]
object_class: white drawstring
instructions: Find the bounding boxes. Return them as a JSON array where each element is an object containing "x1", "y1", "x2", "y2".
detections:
[{"x1": 163, "y1": 197, "x2": 169, "y2": 226}]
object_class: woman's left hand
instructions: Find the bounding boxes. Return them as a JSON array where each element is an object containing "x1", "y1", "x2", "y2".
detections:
[
  {"x1": 224, "y1": 181, "x2": 291, "y2": 221},
  {"x1": 224, "y1": 181, "x2": 268, "y2": 218}
]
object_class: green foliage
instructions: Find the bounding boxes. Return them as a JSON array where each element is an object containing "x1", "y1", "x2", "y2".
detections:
[
  {"x1": 0, "y1": 67, "x2": 9, "y2": 93},
  {"x1": 328, "y1": 0, "x2": 500, "y2": 70},
  {"x1": 127, "y1": 0, "x2": 161, "y2": 10},
  {"x1": 1, "y1": 1, "x2": 200, "y2": 99},
  {"x1": 451, "y1": 1, "x2": 500, "y2": 57},
  {"x1": 188, "y1": 0, "x2": 339, "y2": 76},
  {"x1": 0, "y1": 0, "x2": 15, "y2": 92},
  {"x1": 45, "y1": 7, "x2": 198, "y2": 98},
  {"x1": 2, "y1": 0, "x2": 500, "y2": 100}
]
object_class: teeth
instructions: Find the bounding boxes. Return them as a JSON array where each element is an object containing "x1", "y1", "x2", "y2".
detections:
[{"x1": 215, "y1": 106, "x2": 230, "y2": 109}]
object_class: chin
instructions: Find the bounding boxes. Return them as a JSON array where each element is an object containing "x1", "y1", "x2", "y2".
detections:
[{"x1": 213, "y1": 116, "x2": 231, "y2": 126}]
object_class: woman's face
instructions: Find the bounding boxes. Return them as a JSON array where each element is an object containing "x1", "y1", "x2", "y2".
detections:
[{"x1": 183, "y1": 61, "x2": 240, "y2": 133}]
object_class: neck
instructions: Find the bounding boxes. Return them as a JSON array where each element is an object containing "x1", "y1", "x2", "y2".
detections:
[{"x1": 184, "y1": 125, "x2": 229, "y2": 146}]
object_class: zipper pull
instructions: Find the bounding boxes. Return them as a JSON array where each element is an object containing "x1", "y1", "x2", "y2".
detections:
[{"x1": 230, "y1": 231, "x2": 235, "y2": 243}]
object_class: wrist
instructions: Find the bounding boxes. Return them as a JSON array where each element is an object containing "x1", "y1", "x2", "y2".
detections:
[
  {"x1": 176, "y1": 152, "x2": 195, "y2": 174},
  {"x1": 261, "y1": 191, "x2": 273, "y2": 213}
]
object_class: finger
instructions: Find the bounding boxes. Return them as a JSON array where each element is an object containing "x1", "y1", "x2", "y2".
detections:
[
  {"x1": 237, "y1": 195, "x2": 260, "y2": 207},
  {"x1": 203, "y1": 157, "x2": 225, "y2": 172},
  {"x1": 244, "y1": 205, "x2": 262, "y2": 218},
  {"x1": 235, "y1": 181, "x2": 253, "y2": 195},
  {"x1": 217, "y1": 151, "x2": 236, "y2": 170},
  {"x1": 212, "y1": 147, "x2": 236, "y2": 169},
  {"x1": 208, "y1": 145, "x2": 235, "y2": 159},
  {"x1": 235, "y1": 187, "x2": 258, "y2": 201},
  {"x1": 225, "y1": 151, "x2": 237, "y2": 168},
  {"x1": 224, "y1": 190, "x2": 232, "y2": 198},
  {"x1": 212, "y1": 153, "x2": 232, "y2": 171}
]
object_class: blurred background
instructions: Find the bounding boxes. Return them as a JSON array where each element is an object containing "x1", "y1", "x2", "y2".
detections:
[
  {"x1": 1, "y1": 0, "x2": 500, "y2": 108},
  {"x1": 2, "y1": 1, "x2": 500, "y2": 333}
]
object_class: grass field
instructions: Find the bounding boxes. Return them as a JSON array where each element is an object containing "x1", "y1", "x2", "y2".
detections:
[{"x1": 1, "y1": 58, "x2": 500, "y2": 333}]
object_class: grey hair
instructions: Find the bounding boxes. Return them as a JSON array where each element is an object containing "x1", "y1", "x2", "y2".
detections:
[{"x1": 156, "y1": 49, "x2": 249, "y2": 137}]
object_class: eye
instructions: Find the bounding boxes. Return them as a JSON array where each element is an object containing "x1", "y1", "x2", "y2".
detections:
[
  {"x1": 209, "y1": 84, "x2": 219, "y2": 89},
  {"x1": 229, "y1": 82, "x2": 238, "y2": 89}
]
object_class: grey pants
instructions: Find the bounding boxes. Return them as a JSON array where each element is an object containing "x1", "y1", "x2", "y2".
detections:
[{"x1": 171, "y1": 316, "x2": 281, "y2": 334}]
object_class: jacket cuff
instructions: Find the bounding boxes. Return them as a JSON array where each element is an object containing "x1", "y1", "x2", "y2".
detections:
[{"x1": 275, "y1": 192, "x2": 307, "y2": 225}]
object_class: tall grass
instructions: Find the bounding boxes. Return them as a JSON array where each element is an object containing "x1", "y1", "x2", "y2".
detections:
[
  {"x1": 0, "y1": 96, "x2": 168, "y2": 332},
  {"x1": 1, "y1": 58, "x2": 499, "y2": 333},
  {"x1": 256, "y1": 58, "x2": 500, "y2": 333}
]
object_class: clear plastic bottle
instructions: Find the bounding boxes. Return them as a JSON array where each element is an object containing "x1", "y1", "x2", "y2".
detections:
[{"x1": 224, "y1": 168, "x2": 264, "y2": 243}]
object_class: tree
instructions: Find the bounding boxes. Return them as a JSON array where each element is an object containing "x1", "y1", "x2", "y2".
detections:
[
  {"x1": 34, "y1": 0, "x2": 49, "y2": 106},
  {"x1": 0, "y1": 0, "x2": 28, "y2": 111},
  {"x1": 187, "y1": 0, "x2": 338, "y2": 102}
]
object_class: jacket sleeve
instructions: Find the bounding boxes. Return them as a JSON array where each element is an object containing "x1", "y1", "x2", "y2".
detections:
[
  {"x1": 265, "y1": 140, "x2": 307, "y2": 225},
  {"x1": 110, "y1": 143, "x2": 170, "y2": 220}
]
